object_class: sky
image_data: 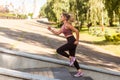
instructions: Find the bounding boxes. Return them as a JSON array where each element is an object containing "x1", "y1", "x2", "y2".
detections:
[{"x1": 0, "y1": 0, "x2": 47, "y2": 13}]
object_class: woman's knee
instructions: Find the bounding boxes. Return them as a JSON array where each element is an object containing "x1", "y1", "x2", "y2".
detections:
[{"x1": 56, "y1": 48, "x2": 62, "y2": 54}]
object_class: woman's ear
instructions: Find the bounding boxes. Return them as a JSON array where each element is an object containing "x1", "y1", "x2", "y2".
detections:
[{"x1": 63, "y1": 16, "x2": 67, "y2": 20}]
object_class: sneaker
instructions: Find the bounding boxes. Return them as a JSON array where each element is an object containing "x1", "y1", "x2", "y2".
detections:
[
  {"x1": 70, "y1": 57, "x2": 76, "y2": 66},
  {"x1": 74, "y1": 71, "x2": 83, "y2": 77}
]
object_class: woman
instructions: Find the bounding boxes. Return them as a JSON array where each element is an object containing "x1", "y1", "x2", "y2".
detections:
[{"x1": 48, "y1": 13, "x2": 83, "y2": 77}]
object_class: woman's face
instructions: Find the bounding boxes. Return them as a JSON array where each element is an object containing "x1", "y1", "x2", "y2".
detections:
[{"x1": 60, "y1": 14, "x2": 66, "y2": 21}]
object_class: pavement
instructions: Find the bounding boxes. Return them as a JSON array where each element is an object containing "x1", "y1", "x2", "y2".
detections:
[
  {"x1": 0, "y1": 50, "x2": 120, "y2": 80},
  {"x1": 0, "y1": 19, "x2": 120, "y2": 72}
]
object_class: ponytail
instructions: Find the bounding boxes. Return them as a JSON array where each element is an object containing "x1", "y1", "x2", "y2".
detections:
[
  {"x1": 62, "y1": 13, "x2": 70, "y2": 21},
  {"x1": 62, "y1": 12, "x2": 75, "y2": 23}
]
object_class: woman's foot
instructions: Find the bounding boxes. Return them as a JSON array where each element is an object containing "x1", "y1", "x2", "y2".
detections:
[
  {"x1": 74, "y1": 70, "x2": 83, "y2": 77},
  {"x1": 70, "y1": 57, "x2": 76, "y2": 66}
]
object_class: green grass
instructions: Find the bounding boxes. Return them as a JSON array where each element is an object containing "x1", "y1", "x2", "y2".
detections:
[
  {"x1": 0, "y1": 13, "x2": 27, "y2": 19},
  {"x1": 80, "y1": 27, "x2": 120, "y2": 57},
  {"x1": 0, "y1": 13, "x2": 15, "y2": 17}
]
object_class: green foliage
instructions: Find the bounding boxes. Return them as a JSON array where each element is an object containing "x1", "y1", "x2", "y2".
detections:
[
  {"x1": 55, "y1": 22, "x2": 63, "y2": 28},
  {"x1": 0, "y1": 13, "x2": 16, "y2": 18},
  {"x1": 105, "y1": 33, "x2": 120, "y2": 42},
  {"x1": 88, "y1": 0, "x2": 105, "y2": 25},
  {"x1": 105, "y1": 34, "x2": 114, "y2": 41},
  {"x1": 44, "y1": 0, "x2": 57, "y2": 21},
  {"x1": 28, "y1": 13, "x2": 33, "y2": 18},
  {"x1": 17, "y1": 14, "x2": 27, "y2": 19},
  {"x1": 40, "y1": 0, "x2": 120, "y2": 27},
  {"x1": 39, "y1": 4, "x2": 46, "y2": 17},
  {"x1": 105, "y1": 0, "x2": 120, "y2": 26},
  {"x1": 0, "y1": 13, "x2": 27, "y2": 19},
  {"x1": 89, "y1": 26, "x2": 120, "y2": 42},
  {"x1": 89, "y1": 27, "x2": 104, "y2": 36},
  {"x1": 113, "y1": 33, "x2": 120, "y2": 41}
]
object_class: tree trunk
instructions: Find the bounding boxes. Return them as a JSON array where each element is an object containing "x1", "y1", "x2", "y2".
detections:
[
  {"x1": 119, "y1": 16, "x2": 120, "y2": 25},
  {"x1": 109, "y1": 16, "x2": 114, "y2": 26},
  {"x1": 109, "y1": 19, "x2": 113, "y2": 26}
]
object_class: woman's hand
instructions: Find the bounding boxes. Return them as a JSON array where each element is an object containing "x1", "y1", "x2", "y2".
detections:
[
  {"x1": 47, "y1": 26, "x2": 62, "y2": 35},
  {"x1": 74, "y1": 40, "x2": 79, "y2": 45},
  {"x1": 47, "y1": 26, "x2": 51, "y2": 31}
]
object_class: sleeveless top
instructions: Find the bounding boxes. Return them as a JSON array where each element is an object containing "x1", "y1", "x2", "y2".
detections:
[{"x1": 61, "y1": 25, "x2": 72, "y2": 37}]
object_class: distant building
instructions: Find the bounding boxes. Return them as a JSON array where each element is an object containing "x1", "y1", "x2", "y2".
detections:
[
  {"x1": 0, "y1": 3, "x2": 15, "y2": 13},
  {"x1": 0, "y1": 5, "x2": 9, "y2": 13},
  {"x1": 7, "y1": 3, "x2": 14, "y2": 13}
]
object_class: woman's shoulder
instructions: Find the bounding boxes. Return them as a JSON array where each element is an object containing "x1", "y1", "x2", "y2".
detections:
[{"x1": 66, "y1": 22, "x2": 74, "y2": 28}]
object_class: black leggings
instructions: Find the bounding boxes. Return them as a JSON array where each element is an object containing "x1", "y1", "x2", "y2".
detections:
[{"x1": 56, "y1": 36, "x2": 80, "y2": 70}]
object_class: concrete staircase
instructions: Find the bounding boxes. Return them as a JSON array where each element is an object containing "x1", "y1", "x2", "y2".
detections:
[
  {"x1": 0, "y1": 47, "x2": 120, "y2": 80},
  {"x1": 0, "y1": 47, "x2": 93, "y2": 80},
  {"x1": 20, "y1": 67, "x2": 93, "y2": 80}
]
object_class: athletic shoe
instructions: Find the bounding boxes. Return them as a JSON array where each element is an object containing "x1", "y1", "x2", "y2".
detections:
[
  {"x1": 70, "y1": 57, "x2": 76, "y2": 66},
  {"x1": 74, "y1": 71, "x2": 83, "y2": 77}
]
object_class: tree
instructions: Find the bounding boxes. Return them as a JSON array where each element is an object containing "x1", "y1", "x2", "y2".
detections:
[
  {"x1": 105, "y1": 0, "x2": 120, "y2": 26},
  {"x1": 69, "y1": 0, "x2": 89, "y2": 30},
  {"x1": 87, "y1": 0, "x2": 105, "y2": 26},
  {"x1": 114, "y1": 0, "x2": 120, "y2": 24},
  {"x1": 42, "y1": 0, "x2": 57, "y2": 21},
  {"x1": 40, "y1": 0, "x2": 120, "y2": 27}
]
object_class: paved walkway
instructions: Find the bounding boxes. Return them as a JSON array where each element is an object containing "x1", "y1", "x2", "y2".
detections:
[
  {"x1": 0, "y1": 19, "x2": 120, "y2": 72},
  {"x1": 21, "y1": 67, "x2": 93, "y2": 80}
]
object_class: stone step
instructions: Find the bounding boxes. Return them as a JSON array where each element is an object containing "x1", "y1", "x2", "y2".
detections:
[
  {"x1": 0, "y1": 67, "x2": 59, "y2": 80},
  {"x1": 21, "y1": 67, "x2": 93, "y2": 80},
  {"x1": 0, "y1": 75, "x2": 23, "y2": 80},
  {"x1": 70, "y1": 72, "x2": 93, "y2": 80},
  {"x1": 20, "y1": 68, "x2": 54, "y2": 79},
  {"x1": 51, "y1": 67, "x2": 73, "y2": 80}
]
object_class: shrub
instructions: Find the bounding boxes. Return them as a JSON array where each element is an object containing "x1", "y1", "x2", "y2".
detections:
[
  {"x1": 56, "y1": 22, "x2": 63, "y2": 28},
  {"x1": 113, "y1": 33, "x2": 120, "y2": 41},
  {"x1": 105, "y1": 34, "x2": 114, "y2": 41},
  {"x1": 17, "y1": 14, "x2": 27, "y2": 19},
  {"x1": 105, "y1": 33, "x2": 120, "y2": 42},
  {"x1": 28, "y1": 13, "x2": 33, "y2": 18}
]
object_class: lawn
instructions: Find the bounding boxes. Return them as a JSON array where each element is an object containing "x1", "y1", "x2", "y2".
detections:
[
  {"x1": 0, "y1": 13, "x2": 16, "y2": 17},
  {"x1": 80, "y1": 27, "x2": 120, "y2": 57},
  {"x1": 0, "y1": 13, "x2": 27, "y2": 19}
]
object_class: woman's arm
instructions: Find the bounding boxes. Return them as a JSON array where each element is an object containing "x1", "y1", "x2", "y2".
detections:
[{"x1": 48, "y1": 26, "x2": 62, "y2": 35}]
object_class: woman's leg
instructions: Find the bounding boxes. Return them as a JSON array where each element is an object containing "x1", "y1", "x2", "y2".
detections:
[
  {"x1": 57, "y1": 43, "x2": 83, "y2": 77},
  {"x1": 57, "y1": 44, "x2": 79, "y2": 69},
  {"x1": 69, "y1": 50, "x2": 81, "y2": 70},
  {"x1": 74, "y1": 60, "x2": 80, "y2": 70},
  {"x1": 68, "y1": 45, "x2": 81, "y2": 70},
  {"x1": 68, "y1": 45, "x2": 76, "y2": 57},
  {"x1": 68, "y1": 44, "x2": 77, "y2": 65},
  {"x1": 69, "y1": 46, "x2": 83, "y2": 77},
  {"x1": 56, "y1": 43, "x2": 70, "y2": 58}
]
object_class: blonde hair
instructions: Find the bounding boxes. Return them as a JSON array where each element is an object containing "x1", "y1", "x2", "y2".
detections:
[{"x1": 62, "y1": 12, "x2": 75, "y2": 23}]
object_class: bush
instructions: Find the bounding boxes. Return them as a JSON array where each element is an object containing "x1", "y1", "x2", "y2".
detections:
[
  {"x1": 113, "y1": 33, "x2": 120, "y2": 41},
  {"x1": 105, "y1": 33, "x2": 120, "y2": 42},
  {"x1": 17, "y1": 14, "x2": 27, "y2": 19},
  {"x1": 28, "y1": 13, "x2": 33, "y2": 18},
  {"x1": 0, "y1": 13, "x2": 17, "y2": 19},
  {"x1": 105, "y1": 34, "x2": 114, "y2": 41},
  {"x1": 56, "y1": 22, "x2": 63, "y2": 28}
]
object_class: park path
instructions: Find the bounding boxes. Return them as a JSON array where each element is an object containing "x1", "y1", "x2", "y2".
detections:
[{"x1": 0, "y1": 19, "x2": 120, "y2": 72}]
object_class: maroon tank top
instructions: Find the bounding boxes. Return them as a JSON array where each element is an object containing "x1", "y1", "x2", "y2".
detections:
[{"x1": 61, "y1": 25, "x2": 72, "y2": 37}]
